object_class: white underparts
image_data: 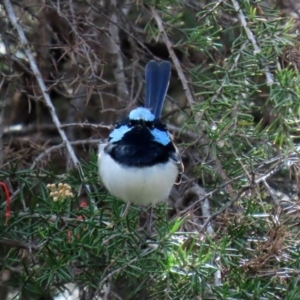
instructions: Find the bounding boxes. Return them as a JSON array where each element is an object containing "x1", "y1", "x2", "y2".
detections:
[{"x1": 98, "y1": 146, "x2": 178, "y2": 205}]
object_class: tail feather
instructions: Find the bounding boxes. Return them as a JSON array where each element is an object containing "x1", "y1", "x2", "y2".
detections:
[{"x1": 145, "y1": 60, "x2": 171, "y2": 118}]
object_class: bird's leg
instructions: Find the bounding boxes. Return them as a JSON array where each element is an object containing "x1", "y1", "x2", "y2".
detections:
[
  {"x1": 122, "y1": 202, "x2": 131, "y2": 217},
  {"x1": 147, "y1": 206, "x2": 154, "y2": 232},
  {"x1": 138, "y1": 206, "x2": 154, "y2": 233}
]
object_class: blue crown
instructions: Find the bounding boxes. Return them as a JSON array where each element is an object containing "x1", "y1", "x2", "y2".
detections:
[{"x1": 129, "y1": 107, "x2": 155, "y2": 121}]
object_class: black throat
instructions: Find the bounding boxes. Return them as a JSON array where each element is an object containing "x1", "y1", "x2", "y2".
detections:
[{"x1": 106, "y1": 122, "x2": 175, "y2": 167}]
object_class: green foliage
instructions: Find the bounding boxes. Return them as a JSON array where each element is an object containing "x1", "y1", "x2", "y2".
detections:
[
  {"x1": 1, "y1": 162, "x2": 300, "y2": 298},
  {"x1": 1, "y1": 0, "x2": 300, "y2": 299}
]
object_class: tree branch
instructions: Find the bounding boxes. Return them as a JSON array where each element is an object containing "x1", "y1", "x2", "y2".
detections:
[
  {"x1": 4, "y1": 0, "x2": 79, "y2": 168},
  {"x1": 3, "y1": 0, "x2": 98, "y2": 210}
]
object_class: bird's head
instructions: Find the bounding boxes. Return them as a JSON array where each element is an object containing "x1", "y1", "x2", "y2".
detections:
[{"x1": 108, "y1": 107, "x2": 171, "y2": 146}]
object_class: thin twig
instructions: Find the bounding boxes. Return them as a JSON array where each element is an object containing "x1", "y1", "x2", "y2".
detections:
[
  {"x1": 200, "y1": 185, "x2": 252, "y2": 233},
  {"x1": 167, "y1": 124, "x2": 199, "y2": 140},
  {"x1": 0, "y1": 78, "x2": 8, "y2": 167},
  {"x1": 107, "y1": 0, "x2": 129, "y2": 100},
  {"x1": 61, "y1": 123, "x2": 112, "y2": 130},
  {"x1": 151, "y1": 7, "x2": 195, "y2": 107},
  {"x1": 48, "y1": 0, "x2": 102, "y2": 79},
  {"x1": 16, "y1": 212, "x2": 86, "y2": 223},
  {"x1": 0, "y1": 238, "x2": 40, "y2": 250},
  {"x1": 255, "y1": 162, "x2": 286, "y2": 184},
  {"x1": 231, "y1": 0, "x2": 274, "y2": 85},
  {"x1": 3, "y1": 123, "x2": 111, "y2": 136},
  {"x1": 262, "y1": 180, "x2": 281, "y2": 206},
  {"x1": 98, "y1": 254, "x2": 143, "y2": 289},
  {"x1": 31, "y1": 139, "x2": 102, "y2": 170},
  {"x1": 197, "y1": 0, "x2": 224, "y2": 22},
  {"x1": 89, "y1": 3, "x2": 158, "y2": 60},
  {"x1": 8, "y1": 139, "x2": 102, "y2": 205},
  {"x1": 181, "y1": 150, "x2": 295, "y2": 234}
]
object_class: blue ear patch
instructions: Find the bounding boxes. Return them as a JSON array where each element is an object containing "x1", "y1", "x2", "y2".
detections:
[
  {"x1": 109, "y1": 125, "x2": 131, "y2": 143},
  {"x1": 151, "y1": 128, "x2": 171, "y2": 146},
  {"x1": 129, "y1": 107, "x2": 155, "y2": 121}
]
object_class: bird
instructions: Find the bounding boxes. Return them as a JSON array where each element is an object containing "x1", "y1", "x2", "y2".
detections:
[{"x1": 98, "y1": 60, "x2": 183, "y2": 207}]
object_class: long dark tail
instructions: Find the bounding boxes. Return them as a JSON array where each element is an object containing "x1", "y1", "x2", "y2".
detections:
[{"x1": 145, "y1": 60, "x2": 171, "y2": 118}]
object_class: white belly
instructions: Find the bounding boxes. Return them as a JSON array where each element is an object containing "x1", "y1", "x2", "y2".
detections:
[{"x1": 98, "y1": 146, "x2": 178, "y2": 205}]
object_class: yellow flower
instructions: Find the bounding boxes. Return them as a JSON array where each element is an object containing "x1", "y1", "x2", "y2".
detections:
[{"x1": 47, "y1": 183, "x2": 74, "y2": 202}]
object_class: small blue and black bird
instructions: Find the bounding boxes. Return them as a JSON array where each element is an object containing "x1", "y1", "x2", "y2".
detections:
[{"x1": 98, "y1": 60, "x2": 183, "y2": 206}]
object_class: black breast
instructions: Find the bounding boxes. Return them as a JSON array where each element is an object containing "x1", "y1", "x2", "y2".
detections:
[{"x1": 107, "y1": 126, "x2": 176, "y2": 167}]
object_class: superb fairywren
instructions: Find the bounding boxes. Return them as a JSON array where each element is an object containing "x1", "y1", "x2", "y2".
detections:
[{"x1": 98, "y1": 60, "x2": 183, "y2": 206}]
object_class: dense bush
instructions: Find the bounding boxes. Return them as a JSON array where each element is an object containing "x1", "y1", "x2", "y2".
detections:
[{"x1": 0, "y1": 0, "x2": 300, "y2": 299}]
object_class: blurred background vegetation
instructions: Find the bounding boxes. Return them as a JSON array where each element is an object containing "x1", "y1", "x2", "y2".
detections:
[{"x1": 1, "y1": 0, "x2": 300, "y2": 299}]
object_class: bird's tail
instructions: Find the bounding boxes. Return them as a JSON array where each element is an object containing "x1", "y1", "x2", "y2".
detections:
[{"x1": 145, "y1": 60, "x2": 171, "y2": 118}]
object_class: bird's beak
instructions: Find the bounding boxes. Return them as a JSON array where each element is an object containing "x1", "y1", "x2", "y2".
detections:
[{"x1": 137, "y1": 119, "x2": 145, "y2": 129}]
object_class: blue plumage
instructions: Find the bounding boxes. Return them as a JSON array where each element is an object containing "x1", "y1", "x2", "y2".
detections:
[
  {"x1": 145, "y1": 60, "x2": 171, "y2": 118},
  {"x1": 109, "y1": 125, "x2": 131, "y2": 143},
  {"x1": 129, "y1": 107, "x2": 155, "y2": 121},
  {"x1": 150, "y1": 128, "x2": 171, "y2": 146}
]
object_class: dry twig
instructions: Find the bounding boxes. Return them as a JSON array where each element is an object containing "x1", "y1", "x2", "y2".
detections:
[
  {"x1": 151, "y1": 7, "x2": 195, "y2": 107},
  {"x1": 3, "y1": 0, "x2": 98, "y2": 210},
  {"x1": 8, "y1": 139, "x2": 102, "y2": 205},
  {"x1": 4, "y1": 0, "x2": 79, "y2": 168},
  {"x1": 107, "y1": 0, "x2": 129, "y2": 100}
]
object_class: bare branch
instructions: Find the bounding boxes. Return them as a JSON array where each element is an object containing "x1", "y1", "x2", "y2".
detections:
[
  {"x1": 31, "y1": 139, "x2": 102, "y2": 170},
  {"x1": 3, "y1": 123, "x2": 111, "y2": 137},
  {"x1": 0, "y1": 238, "x2": 40, "y2": 250},
  {"x1": 107, "y1": 0, "x2": 129, "y2": 100},
  {"x1": 0, "y1": 78, "x2": 9, "y2": 167},
  {"x1": 61, "y1": 123, "x2": 112, "y2": 130},
  {"x1": 3, "y1": 0, "x2": 79, "y2": 168},
  {"x1": 48, "y1": 0, "x2": 103, "y2": 79},
  {"x1": 3, "y1": 0, "x2": 98, "y2": 210},
  {"x1": 151, "y1": 7, "x2": 195, "y2": 107}
]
